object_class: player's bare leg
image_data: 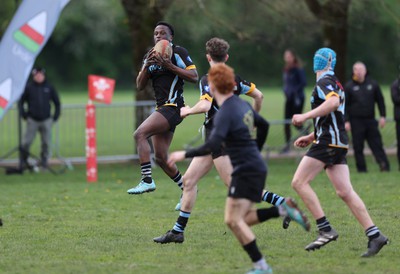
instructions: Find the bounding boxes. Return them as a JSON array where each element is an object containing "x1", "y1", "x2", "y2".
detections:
[
  {"x1": 128, "y1": 112, "x2": 174, "y2": 194},
  {"x1": 225, "y1": 197, "x2": 272, "y2": 273},
  {"x1": 326, "y1": 164, "x2": 388, "y2": 257},
  {"x1": 179, "y1": 155, "x2": 213, "y2": 212},
  {"x1": 291, "y1": 156, "x2": 339, "y2": 251}
]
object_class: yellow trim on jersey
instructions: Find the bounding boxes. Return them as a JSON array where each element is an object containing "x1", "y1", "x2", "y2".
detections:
[
  {"x1": 200, "y1": 94, "x2": 213, "y2": 102},
  {"x1": 155, "y1": 103, "x2": 177, "y2": 110},
  {"x1": 312, "y1": 140, "x2": 348, "y2": 149},
  {"x1": 325, "y1": 91, "x2": 339, "y2": 99},
  {"x1": 245, "y1": 83, "x2": 256, "y2": 95},
  {"x1": 328, "y1": 144, "x2": 348, "y2": 149},
  {"x1": 186, "y1": 65, "x2": 196, "y2": 70}
]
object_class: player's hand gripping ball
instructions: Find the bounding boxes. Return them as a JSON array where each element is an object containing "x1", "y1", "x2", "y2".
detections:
[{"x1": 154, "y1": 39, "x2": 172, "y2": 59}]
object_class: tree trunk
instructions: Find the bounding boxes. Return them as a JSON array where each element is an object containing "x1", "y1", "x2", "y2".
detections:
[
  {"x1": 120, "y1": 0, "x2": 173, "y2": 153},
  {"x1": 120, "y1": 0, "x2": 173, "y2": 121},
  {"x1": 304, "y1": 0, "x2": 351, "y2": 82}
]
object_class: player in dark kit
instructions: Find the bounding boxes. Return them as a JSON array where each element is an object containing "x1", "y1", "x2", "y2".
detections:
[
  {"x1": 291, "y1": 48, "x2": 388, "y2": 257},
  {"x1": 167, "y1": 64, "x2": 310, "y2": 274},
  {"x1": 127, "y1": 22, "x2": 198, "y2": 195}
]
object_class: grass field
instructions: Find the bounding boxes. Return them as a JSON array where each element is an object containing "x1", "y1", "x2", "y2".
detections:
[{"x1": 0, "y1": 155, "x2": 399, "y2": 274}]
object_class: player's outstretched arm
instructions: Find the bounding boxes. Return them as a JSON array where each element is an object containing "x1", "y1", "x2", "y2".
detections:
[
  {"x1": 181, "y1": 99, "x2": 212, "y2": 118},
  {"x1": 167, "y1": 151, "x2": 186, "y2": 168}
]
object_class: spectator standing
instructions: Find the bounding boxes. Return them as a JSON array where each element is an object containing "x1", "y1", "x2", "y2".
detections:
[
  {"x1": 344, "y1": 61, "x2": 390, "y2": 172},
  {"x1": 390, "y1": 73, "x2": 400, "y2": 170},
  {"x1": 281, "y1": 49, "x2": 307, "y2": 153},
  {"x1": 18, "y1": 67, "x2": 61, "y2": 170}
]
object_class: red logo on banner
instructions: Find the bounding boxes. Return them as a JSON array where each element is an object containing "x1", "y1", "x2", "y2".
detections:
[
  {"x1": 86, "y1": 102, "x2": 97, "y2": 182},
  {"x1": 88, "y1": 75, "x2": 115, "y2": 104}
]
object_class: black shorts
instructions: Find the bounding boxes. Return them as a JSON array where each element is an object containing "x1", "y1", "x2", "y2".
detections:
[
  {"x1": 205, "y1": 126, "x2": 226, "y2": 159},
  {"x1": 228, "y1": 172, "x2": 266, "y2": 203},
  {"x1": 156, "y1": 106, "x2": 183, "y2": 133},
  {"x1": 306, "y1": 144, "x2": 347, "y2": 169}
]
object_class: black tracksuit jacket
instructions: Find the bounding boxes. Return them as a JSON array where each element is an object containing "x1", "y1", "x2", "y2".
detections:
[{"x1": 18, "y1": 80, "x2": 61, "y2": 122}]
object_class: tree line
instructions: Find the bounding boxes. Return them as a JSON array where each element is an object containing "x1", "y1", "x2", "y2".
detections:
[{"x1": 1, "y1": 0, "x2": 399, "y2": 89}]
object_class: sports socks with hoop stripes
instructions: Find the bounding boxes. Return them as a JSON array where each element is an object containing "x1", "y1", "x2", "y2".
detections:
[
  {"x1": 365, "y1": 225, "x2": 380, "y2": 240},
  {"x1": 262, "y1": 191, "x2": 285, "y2": 205},
  {"x1": 172, "y1": 210, "x2": 190, "y2": 233},
  {"x1": 171, "y1": 171, "x2": 183, "y2": 190},
  {"x1": 316, "y1": 216, "x2": 332, "y2": 232},
  {"x1": 140, "y1": 162, "x2": 152, "y2": 183}
]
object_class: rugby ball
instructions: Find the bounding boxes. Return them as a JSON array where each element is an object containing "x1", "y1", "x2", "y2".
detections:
[{"x1": 154, "y1": 39, "x2": 172, "y2": 59}]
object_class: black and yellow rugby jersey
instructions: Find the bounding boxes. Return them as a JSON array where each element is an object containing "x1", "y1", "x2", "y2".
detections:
[
  {"x1": 199, "y1": 74, "x2": 256, "y2": 129},
  {"x1": 146, "y1": 44, "x2": 196, "y2": 108}
]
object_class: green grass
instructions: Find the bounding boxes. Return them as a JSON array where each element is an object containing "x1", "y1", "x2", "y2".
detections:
[{"x1": 0, "y1": 155, "x2": 399, "y2": 274}]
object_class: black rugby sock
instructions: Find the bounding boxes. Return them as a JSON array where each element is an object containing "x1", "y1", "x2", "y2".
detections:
[{"x1": 316, "y1": 216, "x2": 332, "y2": 232}]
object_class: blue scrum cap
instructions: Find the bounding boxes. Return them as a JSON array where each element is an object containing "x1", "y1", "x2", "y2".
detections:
[{"x1": 313, "y1": 48, "x2": 336, "y2": 73}]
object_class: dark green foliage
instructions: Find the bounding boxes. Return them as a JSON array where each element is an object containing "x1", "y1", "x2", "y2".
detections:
[{"x1": 0, "y1": 0, "x2": 398, "y2": 87}]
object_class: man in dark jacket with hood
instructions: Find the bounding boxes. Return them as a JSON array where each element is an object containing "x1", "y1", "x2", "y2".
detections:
[
  {"x1": 344, "y1": 61, "x2": 390, "y2": 172},
  {"x1": 19, "y1": 67, "x2": 61, "y2": 170}
]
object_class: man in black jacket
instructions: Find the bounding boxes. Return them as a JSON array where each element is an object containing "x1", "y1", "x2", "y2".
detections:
[
  {"x1": 391, "y1": 73, "x2": 400, "y2": 170},
  {"x1": 18, "y1": 67, "x2": 61, "y2": 170},
  {"x1": 344, "y1": 62, "x2": 390, "y2": 172}
]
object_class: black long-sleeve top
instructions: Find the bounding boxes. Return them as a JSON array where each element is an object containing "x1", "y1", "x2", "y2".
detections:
[
  {"x1": 185, "y1": 95, "x2": 269, "y2": 176},
  {"x1": 19, "y1": 80, "x2": 61, "y2": 122},
  {"x1": 391, "y1": 77, "x2": 400, "y2": 121}
]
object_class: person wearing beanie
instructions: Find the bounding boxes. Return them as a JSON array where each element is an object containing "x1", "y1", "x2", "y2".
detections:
[{"x1": 18, "y1": 66, "x2": 61, "y2": 170}]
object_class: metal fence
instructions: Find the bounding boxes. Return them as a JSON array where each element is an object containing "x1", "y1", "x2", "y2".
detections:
[
  {"x1": 0, "y1": 101, "x2": 154, "y2": 167},
  {"x1": 0, "y1": 102, "x2": 398, "y2": 167}
]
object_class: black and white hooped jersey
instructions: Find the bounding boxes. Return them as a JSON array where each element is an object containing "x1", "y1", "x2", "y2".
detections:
[{"x1": 311, "y1": 71, "x2": 348, "y2": 148}]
